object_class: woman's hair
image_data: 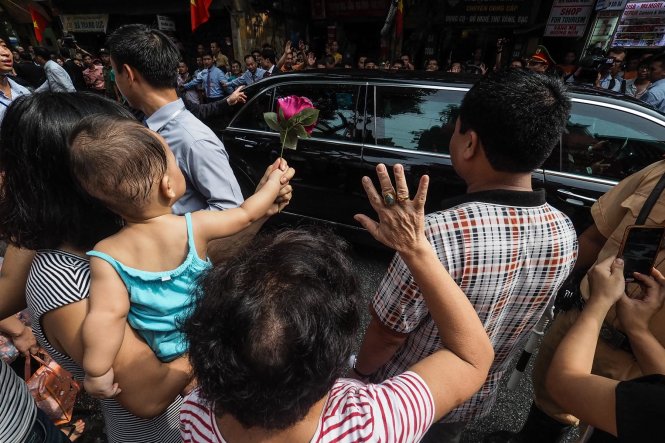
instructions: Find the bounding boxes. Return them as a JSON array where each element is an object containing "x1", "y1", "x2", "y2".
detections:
[
  {"x1": 183, "y1": 228, "x2": 360, "y2": 431},
  {"x1": 0, "y1": 92, "x2": 132, "y2": 250},
  {"x1": 69, "y1": 115, "x2": 167, "y2": 214}
]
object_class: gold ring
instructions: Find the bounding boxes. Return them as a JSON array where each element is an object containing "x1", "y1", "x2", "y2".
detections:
[
  {"x1": 383, "y1": 191, "x2": 396, "y2": 207},
  {"x1": 397, "y1": 195, "x2": 409, "y2": 203}
]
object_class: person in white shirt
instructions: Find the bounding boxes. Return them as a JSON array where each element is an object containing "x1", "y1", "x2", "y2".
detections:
[{"x1": 33, "y1": 46, "x2": 75, "y2": 92}]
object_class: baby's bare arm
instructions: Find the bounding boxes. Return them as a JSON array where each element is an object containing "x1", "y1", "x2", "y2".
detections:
[{"x1": 82, "y1": 257, "x2": 130, "y2": 377}]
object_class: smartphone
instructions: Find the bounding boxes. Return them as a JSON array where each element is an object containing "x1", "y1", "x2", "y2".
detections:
[{"x1": 617, "y1": 225, "x2": 665, "y2": 281}]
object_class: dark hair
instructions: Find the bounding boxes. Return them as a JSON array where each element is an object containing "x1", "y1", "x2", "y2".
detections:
[
  {"x1": 459, "y1": 69, "x2": 571, "y2": 172},
  {"x1": 0, "y1": 93, "x2": 130, "y2": 250},
  {"x1": 261, "y1": 49, "x2": 276, "y2": 65},
  {"x1": 651, "y1": 53, "x2": 665, "y2": 67},
  {"x1": 33, "y1": 47, "x2": 50, "y2": 59},
  {"x1": 19, "y1": 52, "x2": 33, "y2": 62},
  {"x1": 107, "y1": 24, "x2": 179, "y2": 89},
  {"x1": 183, "y1": 229, "x2": 360, "y2": 430},
  {"x1": 69, "y1": 115, "x2": 167, "y2": 213},
  {"x1": 608, "y1": 47, "x2": 626, "y2": 57},
  {"x1": 201, "y1": 52, "x2": 213, "y2": 58},
  {"x1": 59, "y1": 48, "x2": 70, "y2": 59},
  {"x1": 244, "y1": 54, "x2": 255, "y2": 63}
]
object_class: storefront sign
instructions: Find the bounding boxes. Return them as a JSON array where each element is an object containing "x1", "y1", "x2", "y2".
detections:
[
  {"x1": 323, "y1": 0, "x2": 389, "y2": 18},
  {"x1": 443, "y1": 0, "x2": 531, "y2": 26},
  {"x1": 61, "y1": 14, "x2": 108, "y2": 33},
  {"x1": 157, "y1": 15, "x2": 175, "y2": 32},
  {"x1": 613, "y1": 2, "x2": 665, "y2": 48},
  {"x1": 544, "y1": 1, "x2": 594, "y2": 37},
  {"x1": 596, "y1": 0, "x2": 630, "y2": 11}
]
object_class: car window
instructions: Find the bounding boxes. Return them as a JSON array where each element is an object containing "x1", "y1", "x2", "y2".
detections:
[
  {"x1": 372, "y1": 86, "x2": 464, "y2": 154},
  {"x1": 560, "y1": 102, "x2": 665, "y2": 180},
  {"x1": 232, "y1": 86, "x2": 275, "y2": 131},
  {"x1": 274, "y1": 83, "x2": 363, "y2": 142}
]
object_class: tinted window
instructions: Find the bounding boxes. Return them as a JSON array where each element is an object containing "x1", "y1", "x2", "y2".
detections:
[
  {"x1": 372, "y1": 86, "x2": 465, "y2": 154},
  {"x1": 560, "y1": 103, "x2": 665, "y2": 180},
  {"x1": 232, "y1": 87, "x2": 275, "y2": 131},
  {"x1": 274, "y1": 83, "x2": 363, "y2": 142}
]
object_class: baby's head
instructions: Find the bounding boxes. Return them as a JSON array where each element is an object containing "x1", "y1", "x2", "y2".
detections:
[{"x1": 69, "y1": 114, "x2": 184, "y2": 216}]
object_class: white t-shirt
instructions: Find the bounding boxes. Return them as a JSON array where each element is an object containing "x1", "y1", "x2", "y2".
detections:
[{"x1": 180, "y1": 372, "x2": 435, "y2": 442}]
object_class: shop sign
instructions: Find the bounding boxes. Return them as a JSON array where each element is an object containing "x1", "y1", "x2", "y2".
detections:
[
  {"x1": 61, "y1": 14, "x2": 109, "y2": 33},
  {"x1": 544, "y1": 1, "x2": 594, "y2": 37},
  {"x1": 157, "y1": 15, "x2": 176, "y2": 32},
  {"x1": 443, "y1": 0, "x2": 531, "y2": 26},
  {"x1": 596, "y1": 0, "x2": 630, "y2": 10},
  {"x1": 613, "y1": 2, "x2": 665, "y2": 48},
  {"x1": 323, "y1": 0, "x2": 389, "y2": 18}
]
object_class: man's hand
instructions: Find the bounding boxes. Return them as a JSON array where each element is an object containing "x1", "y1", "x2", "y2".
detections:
[
  {"x1": 587, "y1": 256, "x2": 626, "y2": 307},
  {"x1": 618, "y1": 268, "x2": 665, "y2": 333},
  {"x1": 227, "y1": 85, "x2": 247, "y2": 106}
]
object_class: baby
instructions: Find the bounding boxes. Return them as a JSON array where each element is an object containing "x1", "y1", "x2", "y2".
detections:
[{"x1": 68, "y1": 114, "x2": 292, "y2": 398}]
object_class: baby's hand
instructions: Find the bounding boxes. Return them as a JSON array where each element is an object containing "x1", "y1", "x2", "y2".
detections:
[{"x1": 84, "y1": 369, "x2": 121, "y2": 399}]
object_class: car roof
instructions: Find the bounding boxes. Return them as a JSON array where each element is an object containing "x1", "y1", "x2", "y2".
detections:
[{"x1": 243, "y1": 69, "x2": 665, "y2": 122}]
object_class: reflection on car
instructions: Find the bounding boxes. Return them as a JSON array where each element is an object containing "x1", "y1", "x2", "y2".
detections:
[{"x1": 204, "y1": 70, "x2": 665, "y2": 238}]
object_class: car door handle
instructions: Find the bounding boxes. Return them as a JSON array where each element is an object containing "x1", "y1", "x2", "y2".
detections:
[
  {"x1": 234, "y1": 136, "x2": 258, "y2": 147},
  {"x1": 556, "y1": 189, "x2": 597, "y2": 207}
]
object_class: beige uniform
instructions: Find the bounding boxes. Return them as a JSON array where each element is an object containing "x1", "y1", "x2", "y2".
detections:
[{"x1": 533, "y1": 160, "x2": 665, "y2": 425}]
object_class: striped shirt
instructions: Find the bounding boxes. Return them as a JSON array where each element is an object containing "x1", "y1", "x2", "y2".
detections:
[
  {"x1": 372, "y1": 189, "x2": 578, "y2": 423},
  {"x1": 180, "y1": 372, "x2": 435, "y2": 442},
  {"x1": 26, "y1": 249, "x2": 183, "y2": 443},
  {"x1": 0, "y1": 359, "x2": 36, "y2": 442}
]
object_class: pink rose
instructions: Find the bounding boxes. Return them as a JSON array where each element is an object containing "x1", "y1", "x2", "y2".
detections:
[{"x1": 277, "y1": 95, "x2": 316, "y2": 134}]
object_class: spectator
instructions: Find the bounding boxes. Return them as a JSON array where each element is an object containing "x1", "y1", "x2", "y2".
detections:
[
  {"x1": 33, "y1": 46, "x2": 75, "y2": 92},
  {"x1": 390, "y1": 59, "x2": 403, "y2": 70},
  {"x1": 447, "y1": 62, "x2": 462, "y2": 73},
  {"x1": 224, "y1": 55, "x2": 265, "y2": 90},
  {"x1": 82, "y1": 54, "x2": 105, "y2": 95},
  {"x1": 557, "y1": 51, "x2": 577, "y2": 77},
  {"x1": 14, "y1": 51, "x2": 45, "y2": 90},
  {"x1": 364, "y1": 59, "x2": 377, "y2": 69},
  {"x1": 400, "y1": 54, "x2": 415, "y2": 70},
  {"x1": 260, "y1": 48, "x2": 277, "y2": 77},
  {"x1": 510, "y1": 58, "x2": 525, "y2": 70},
  {"x1": 324, "y1": 55, "x2": 336, "y2": 69},
  {"x1": 329, "y1": 40, "x2": 342, "y2": 64},
  {"x1": 196, "y1": 43, "x2": 205, "y2": 57},
  {"x1": 183, "y1": 53, "x2": 227, "y2": 102},
  {"x1": 357, "y1": 55, "x2": 367, "y2": 69},
  {"x1": 227, "y1": 60, "x2": 242, "y2": 81},
  {"x1": 0, "y1": 38, "x2": 29, "y2": 123},
  {"x1": 547, "y1": 256, "x2": 665, "y2": 442},
  {"x1": 425, "y1": 58, "x2": 440, "y2": 71},
  {"x1": 626, "y1": 60, "x2": 651, "y2": 99},
  {"x1": 251, "y1": 49, "x2": 262, "y2": 65},
  {"x1": 465, "y1": 48, "x2": 487, "y2": 75},
  {"x1": 211, "y1": 40, "x2": 229, "y2": 72},
  {"x1": 276, "y1": 41, "x2": 303, "y2": 72},
  {"x1": 353, "y1": 70, "x2": 578, "y2": 443},
  {"x1": 303, "y1": 51, "x2": 318, "y2": 70},
  {"x1": 622, "y1": 55, "x2": 640, "y2": 80},
  {"x1": 177, "y1": 60, "x2": 199, "y2": 104},
  {"x1": 642, "y1": 53, "x2": 665, "y2": 112},
  {"x1": 596, "y1": 47, "x2": 627, "y2": 93},
  {"x1": 181, "y1": 165, "x2": 494, "y2": 442},
  {"x1": 100, "y1": 48, "x2": 119, "y2": 101}
]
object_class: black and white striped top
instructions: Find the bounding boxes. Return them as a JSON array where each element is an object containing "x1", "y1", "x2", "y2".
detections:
[
  {"x1": 26, "y1": 249, "x2": 182, "y2": 443},
  {"x1": 0, "y1": 359, "x2": 35, "y2": 442}
]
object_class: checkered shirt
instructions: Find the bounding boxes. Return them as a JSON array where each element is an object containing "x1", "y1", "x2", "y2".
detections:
[{"x1": 372, "y1": 191, "x2": 578, "y2": 423}]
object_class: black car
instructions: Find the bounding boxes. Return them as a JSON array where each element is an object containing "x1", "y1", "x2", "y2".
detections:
[{"x1": 205, "y1": 70, "x2": 665, "y2": 236}]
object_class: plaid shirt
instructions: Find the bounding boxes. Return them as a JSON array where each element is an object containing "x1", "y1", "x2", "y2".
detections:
[{"x1": 372, "y1": 189, "x2": 578, "y2": 423}]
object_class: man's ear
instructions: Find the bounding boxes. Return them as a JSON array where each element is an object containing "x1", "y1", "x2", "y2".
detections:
[
  {"x1": 462, "y1": 129, "x2": 480, "y2": 160},
  {"x1": 123, "y1": 64, "x2": 137, "y2": 84},
  {"x1": 159, "y1": 174, "x2": 177, "y2": 200}
]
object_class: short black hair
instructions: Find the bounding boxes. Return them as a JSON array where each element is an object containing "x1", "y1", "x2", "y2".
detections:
[
  {"x1": 261, "y1": 49, "x2": 276, "y2": 65},
  {"x1": 32, "y1": 46, "x2": 50, "y2": 59},
  {"x1": 651, "y1": 53, "x2": 665, "y2": 66},
  {"x1": 183, "y1": 229, "x2": 360, "y2": 430},
  {"x1": 59, "y1": 48, "x2": 70, "y2": 58},
  {"x1": 69, "y1": 115, "x2": 167, "y2": 214},
  {"x1": 244, "y1": 54, "x2": 255, "y2": 63},
  {"x1": 608, "y1": 47, "x2": 626, "y2": 56},
  {"x1": 459, "y1": 69, "x2": 571, "y2": 172},
  {"x1": 107, "y1": 24, "x2": 179, "y2": 89},
  {"x1": 0, "y1": 93, "x2": 130, "y2": 250}
]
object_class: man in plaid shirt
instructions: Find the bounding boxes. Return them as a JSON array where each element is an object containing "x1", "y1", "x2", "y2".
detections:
[{"x1": 353, "y1": 70, "x2": 579, "y2": 442}]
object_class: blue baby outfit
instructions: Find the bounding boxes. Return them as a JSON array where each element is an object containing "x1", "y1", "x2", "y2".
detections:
[{"x1": 87, "y1": 213, "x2": 211, "y2": 361}]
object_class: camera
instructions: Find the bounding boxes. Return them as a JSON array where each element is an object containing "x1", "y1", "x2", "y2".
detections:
[{"x1": 63, "y1": 35, "x2": 77, "y2": 48}]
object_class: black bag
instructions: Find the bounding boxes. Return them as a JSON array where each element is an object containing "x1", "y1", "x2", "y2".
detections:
[{"x1": 554, "y1": 171, "x2": 665, "y2": 312}]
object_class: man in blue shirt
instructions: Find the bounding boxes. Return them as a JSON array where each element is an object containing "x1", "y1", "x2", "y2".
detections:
[
  {"x1": 33, "y1": 47, "x2": 75, "y2": 92},
  {"x1": 183, "y1": 53, "x2": 226, "y2": 103},
  {"x1": 223, "y1": 54, "x2": 265, "y2": 91},
  {"x1": 0, "y1": 38, "x2": 29, "y2": 123},
  {"x1": 642, "y1": 53, "x2": 665, "y2": 113}
]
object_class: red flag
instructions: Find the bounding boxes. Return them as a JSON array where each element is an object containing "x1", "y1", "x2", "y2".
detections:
[
  {"x1": 29, "y1": 6, "x2": 49, "y2": 43},
  {"x1": 191, "y1": 0, "x2": 212, "y2": 31},
  {"x1": 395, "y1": 0, "x2": 404, "y2": 38}
]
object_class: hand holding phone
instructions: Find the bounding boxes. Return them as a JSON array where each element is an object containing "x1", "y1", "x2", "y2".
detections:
[{"x1": 617, "y1": 225, "x2": 665, "y2": 282}]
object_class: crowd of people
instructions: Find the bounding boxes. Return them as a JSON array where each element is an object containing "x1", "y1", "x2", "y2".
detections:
[{"x1": 0, "y1": 23, "x2": 664, "y2": 443}]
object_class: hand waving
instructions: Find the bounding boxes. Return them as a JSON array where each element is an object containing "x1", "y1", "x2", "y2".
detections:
[{"x1": 354, "y1": 163, "x2": 429, "y2": 254}]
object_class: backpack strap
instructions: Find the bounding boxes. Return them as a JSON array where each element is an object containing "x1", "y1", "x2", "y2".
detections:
[{"x1": 636, "y1": 173, "x2": 665, "y2": 225}]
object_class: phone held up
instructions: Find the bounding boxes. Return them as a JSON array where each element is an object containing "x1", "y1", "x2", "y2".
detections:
[{"x1": 617, "y1": 225, "x2": 665, "y2": 282}]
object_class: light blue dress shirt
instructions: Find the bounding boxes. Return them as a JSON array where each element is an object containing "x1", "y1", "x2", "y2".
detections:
[
  {"x1": 183, "y1": 65, "x2": 226, "y2": 99},
  {"x1": 0, "y1": 77, "x2": 30, "y2": 123},
  {"x1": 226, "y1": 67, "x2": 266, "y2": 90},
  {"x1": 145, "y1": 99, "x2": 243, "y2": 214},
  {"x1": 35, "y1": 60, "x2": 75, "y2": 93},
  {"x1": 598, "y1": 73, "x2": 623, "y2": 93},
  {"x1": 643, "y1": 79, "x2": 665, "y2": 113}
]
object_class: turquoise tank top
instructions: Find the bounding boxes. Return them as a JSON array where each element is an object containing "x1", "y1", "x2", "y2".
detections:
[{"x1": 87, "y1": 213, "x2": 212, "y2": 361}]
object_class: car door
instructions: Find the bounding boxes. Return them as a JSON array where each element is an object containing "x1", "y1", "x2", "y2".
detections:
[{"x1": 543, "y1": 99, "x2": 665, "y2": 232}]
